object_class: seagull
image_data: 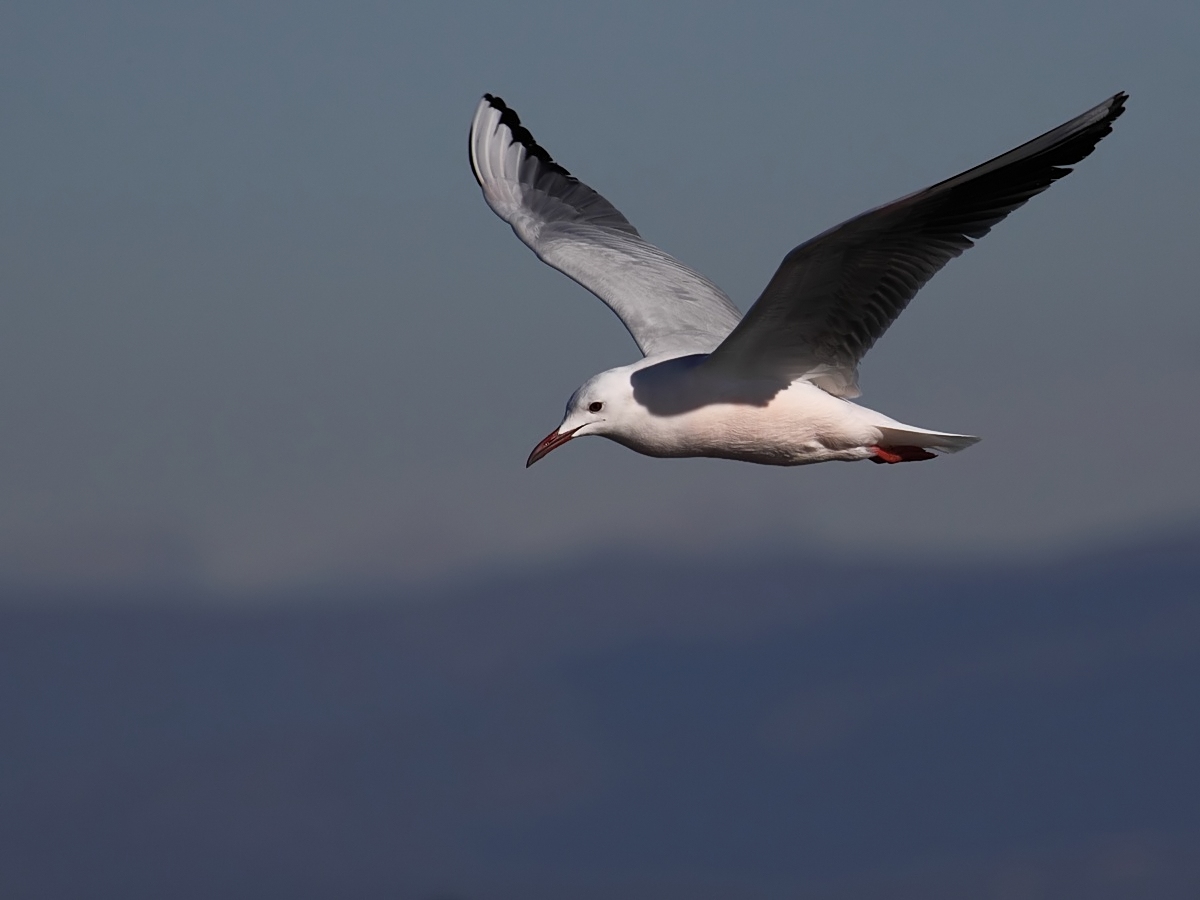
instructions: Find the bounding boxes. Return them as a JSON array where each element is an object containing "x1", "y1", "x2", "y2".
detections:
[{"x1": 469, "y1": 91, "x2": 1126, "y2": 468}]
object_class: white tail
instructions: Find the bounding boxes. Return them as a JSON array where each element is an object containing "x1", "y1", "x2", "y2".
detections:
[{"x1": 877, "y1": 425, "x2": 980, "y2": 455}]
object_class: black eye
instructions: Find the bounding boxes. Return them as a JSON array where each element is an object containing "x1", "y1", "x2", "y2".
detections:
[{"x1": 588, "y1": 401, "x2": 604, "y2": 413}]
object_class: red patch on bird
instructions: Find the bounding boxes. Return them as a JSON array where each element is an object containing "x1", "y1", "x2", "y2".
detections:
[{"x1": 870, "y1": 445, "x2": 937, "y2": 464}]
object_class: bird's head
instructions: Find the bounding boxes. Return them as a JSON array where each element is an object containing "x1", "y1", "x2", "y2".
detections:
[{"x1": 526, "y1": 367, "x2": 635, "y2": 467}]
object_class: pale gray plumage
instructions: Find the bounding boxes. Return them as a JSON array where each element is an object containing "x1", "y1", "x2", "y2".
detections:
[{"x1": 469, "y1": 94, "x2": 742, "y2": 357}]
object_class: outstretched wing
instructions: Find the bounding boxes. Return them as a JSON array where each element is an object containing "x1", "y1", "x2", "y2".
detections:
[
  {"x1": 469, "y1": 94, "x2": 742, "y2": 357},
  {"x1": 705, "y1": 92, "x2": 1128, "y2": 397}
]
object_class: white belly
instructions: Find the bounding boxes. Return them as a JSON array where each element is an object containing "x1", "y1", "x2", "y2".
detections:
[{"x1": 618, "y1": 380, "x2": 885, "y2": 466}]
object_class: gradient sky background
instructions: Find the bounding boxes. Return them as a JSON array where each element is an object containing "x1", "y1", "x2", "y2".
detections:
[{"x1": 2, "y1": 0, "x2": 1197, "y2": 590}]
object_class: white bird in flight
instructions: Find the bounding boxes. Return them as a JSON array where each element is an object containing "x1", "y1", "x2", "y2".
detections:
[{"x1": 469, "y1": 92, "x2": 1126, "y2": 468}]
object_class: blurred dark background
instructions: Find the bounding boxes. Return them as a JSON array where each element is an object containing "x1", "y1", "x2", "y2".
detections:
[{"x1": 4, "y1": 524, "x2": 1198, "y2": 899}]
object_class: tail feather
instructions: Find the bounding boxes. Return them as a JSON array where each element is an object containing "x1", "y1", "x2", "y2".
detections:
[{"x1": 876, "y1": 425, "x2": 980, "y2": 455}]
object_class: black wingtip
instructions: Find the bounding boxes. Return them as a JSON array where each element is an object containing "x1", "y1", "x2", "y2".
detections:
[
  {"x1": 993, "y1": 90, "x2": 1130, "y2": 191},
  {"x1": 478, "y1": 93, "x2": 576, "y2": 181},
  {"x1": 1106, "y1": 91, "x2": 1129, "y2": 125},
  {"x1": 1094, "y1": 91, "x2": 1128, "y2": 140},
  {"x1": 1068, "y1": 90, "x2": 1128, "y2": 167}
]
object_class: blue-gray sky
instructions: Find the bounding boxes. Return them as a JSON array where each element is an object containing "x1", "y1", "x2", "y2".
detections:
[{"x1": 2, "y1": 1, "x2": 1197, "y2": 589}]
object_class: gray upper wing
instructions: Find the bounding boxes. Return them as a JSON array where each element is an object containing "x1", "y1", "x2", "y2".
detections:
[
  {"x1": 469, "y1": 95, "x2": 742, "y2": 358},
  {"x1": 704, "y1": 92, "x2": 1128, "y2": 397}
]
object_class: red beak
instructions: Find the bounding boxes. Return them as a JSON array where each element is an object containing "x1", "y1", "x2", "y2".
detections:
[{"x1": 526, "y1": 425, "x2": 581, "y2": 467}]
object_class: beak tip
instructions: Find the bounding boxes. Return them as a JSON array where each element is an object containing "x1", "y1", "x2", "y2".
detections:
[{"x1": 526, "y1": 425, "x2": 580, "y2": 468}]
